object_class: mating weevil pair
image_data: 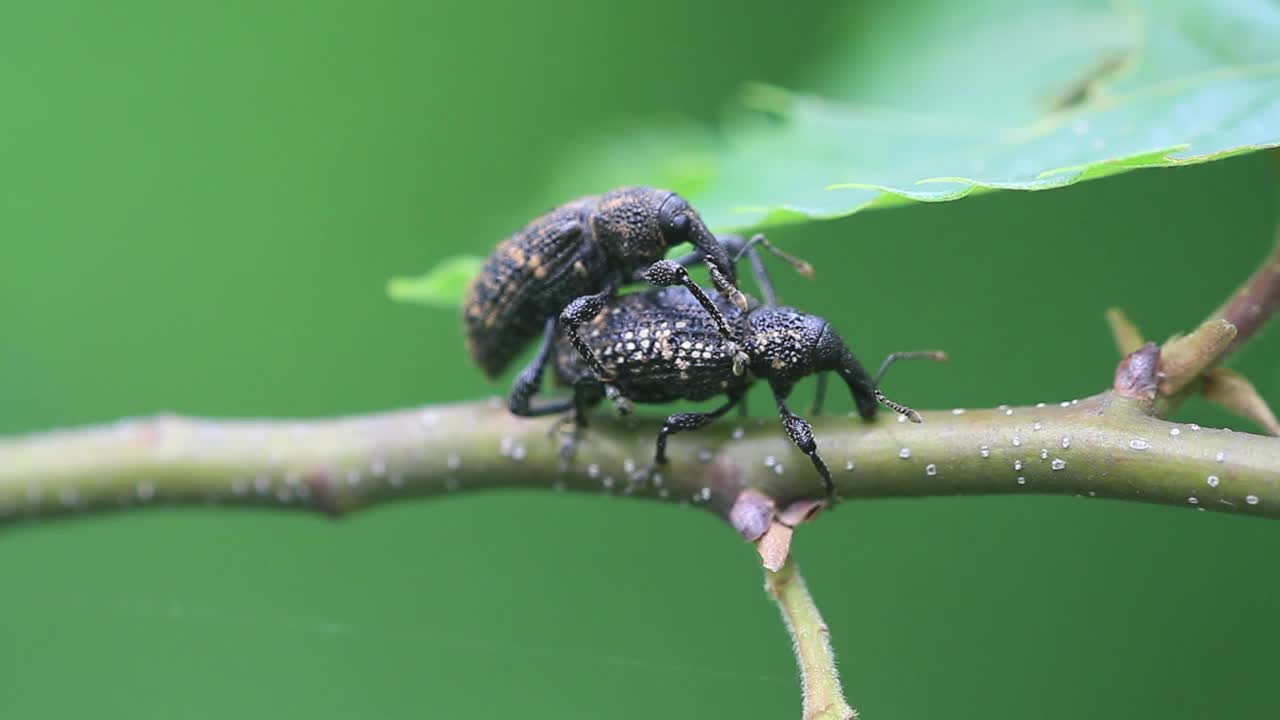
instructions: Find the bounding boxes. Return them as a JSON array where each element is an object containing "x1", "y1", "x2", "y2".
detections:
[{"x1": 464, "y1": 187, "x2": 941, "y2": 498}]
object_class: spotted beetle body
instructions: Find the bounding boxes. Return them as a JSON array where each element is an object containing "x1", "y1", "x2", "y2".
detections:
[
  {"x1": 550, "y1": 286, "x2": 935, "y2": 498},
  {"x1": 554, "y1": 287, "x2": 749, "y2": 406},
  {"x1": 463, "y1": 187, "x2": 738, "y2": 379}
]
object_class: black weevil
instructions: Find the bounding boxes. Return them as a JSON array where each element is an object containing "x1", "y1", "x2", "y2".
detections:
[
  {"x1": 464, "y1": 187, "x2": 754, "y2": 411},
  {"x1": 530, "y1": 248, "x2": 941, "y2": 498}
]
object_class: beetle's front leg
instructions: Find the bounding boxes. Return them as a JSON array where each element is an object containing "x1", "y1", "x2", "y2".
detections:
[
  {"x1": 772, "y1": 384, "x2": 835, "y2": 499},
  {"x1": 560, "y1": 285, "x2": 618, "y2": 382},
  {"x1": 643, "y1": 260, "x2": 750, "y2": 376}
]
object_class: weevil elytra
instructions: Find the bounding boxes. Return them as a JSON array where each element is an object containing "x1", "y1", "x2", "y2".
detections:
[
  {"x1": 523, "y1": 245, "x2": 942, "y2": 499},
  {"x1": 463, "y1": 187, "x2": 751, "y2": 405}
]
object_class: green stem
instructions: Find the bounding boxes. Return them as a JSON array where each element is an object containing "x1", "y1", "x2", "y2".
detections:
[
  {"x1": 2, "y1": 392, "x2": 1276, "y2": 526},
  {"x1": 766, "y1": 558, "x2": 857, "y2": 720}
]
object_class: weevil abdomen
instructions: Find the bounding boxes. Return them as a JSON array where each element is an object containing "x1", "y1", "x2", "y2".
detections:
[
  {"x1": 553, "y1": 287, "x2": 751, "y2": 403},
  {"x1": 463, "y1": 198, "x2": 609, "y2": 377}
]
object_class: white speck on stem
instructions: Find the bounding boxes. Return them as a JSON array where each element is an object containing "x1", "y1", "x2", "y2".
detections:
[
  {"x1": 952, "y1": 408, "x2": 965, "y2": 415},
  {"x1": 1188, "y1": 496, "x2": 1199, "y2": 505},
  {"x1": 1207, "y1": 475, "x2": 1220, "y2": 488},
  {"x1": 899, "y1": 448, "x2": 912, "y2": 460},
  {"x1": 371, "y1": 459, "x2": 387, "y2": 478},
  {"x1": 1129, "y1": 439, "x2": 1151, "y2": 451},
  {"x1": 774, "y1": 464, "x2": 785, "y2": 475},
  {"x1": 511, "y1": 445, "x2": 526, "y2": 461},
  {"x1": 845, "y1": 460, "x2": 855, "y2": 471},
  {"x1": 1017, "y1": 476, "x2": 1027, "y2": 485},
  {"x1": 447, "y1": 453, "x2": 462, "y2": 470},
  {"x1": 980, "y1": 445, "x2": 991, "y2": 458},
  {"x1": 926, "y1": 464, "x2": 938, "y2": 477},
  {"x1": 1169, "y1": 428, "x2": 1181, "y2": 437},
  {"x1": 1004, "y1": 408, "x2": 1014, "y2": 416},
  {"x1": 1039, "y1": 449, "x2": 1049, "y2": 460},
  {"x1": 732, "y1": 427, "x2": 745, "y2": 440},
  {"x1": 1215, "y1": 451, "x2": 1226, "y2": 463},
  {"x1": 137, "y1": 481, "x2": 156, "y2": 501},
  {"x1": 1051, "y1": 458, "x2": 1066, "y2": 470},
  {"x1": 1246, "y1": 494, "x2": 1259, "y2": 505},
  {"x1": 587, "y1": 464, "x2": 600, "y2": 478},
  {"x1": 1033, "y1": 422, "x2": 1042, "y2": 431},
  {"x1": 1014, "y1": 460, "x2": 1024, "y2": 471},
  {"x1": 1012, "y1": 435, "x2": 1023, "y2": 447},
  {"x1": 764, "y1": 455, "x2": 777, "y2": 467},
  {"x1": 1061, "y1": 436, "x2": 1071, "y2": 449}
]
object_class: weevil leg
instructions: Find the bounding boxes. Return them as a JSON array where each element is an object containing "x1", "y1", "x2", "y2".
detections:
[
  {"x1": 668, "y1": 233, "x2": 810, "y2": 309},
  {"x1": 556, "y1": 382, "x2": 603, "y2": 469},
  {"x1": 652, "y1": 391, "x2": 745, "y2": 466},
  {"x1": 874, "y1": 350, "x2": 949, "y2": 386},
  {"x1": 731, "y1": 234, "x2": 813, "y2": 308},
  {"x1": 561, "y1": 283, "x2": 619, "y2": 382},
  {"x1": 509, "y1": 317, "x2": 571, "y2": 417},
  {"x1": 772, "y1": 384, "x2": 835, "y2": 498},
  {"x1": 810, "y1": 372, "x2": 830, "y2": 416},
  {"x1": 644, "y1": 260, "x2": 750, "y2": 374}
]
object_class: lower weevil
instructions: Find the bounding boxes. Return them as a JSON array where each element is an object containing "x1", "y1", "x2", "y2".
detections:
[{"x1": 530, "y1": 269, "x2": 942, "y2": 498}]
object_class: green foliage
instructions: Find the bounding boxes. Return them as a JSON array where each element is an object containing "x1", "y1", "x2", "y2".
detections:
[
  {"x1": 580, "y1": 0, "x2": 1280, "y2": 230},
  {"x1": 398, "y1": 0, "x2": 1280, "y2": 305},
  {"x1": 387, "y1": 256, "x2": 483, "y2": 308}
]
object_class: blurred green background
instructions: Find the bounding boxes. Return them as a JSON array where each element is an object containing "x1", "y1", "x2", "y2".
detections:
[{"x1": 2, "y1": 2, "x2": 1278, "y2": 719}]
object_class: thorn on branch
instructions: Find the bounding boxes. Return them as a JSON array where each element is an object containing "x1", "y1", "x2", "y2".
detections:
[
  {"x1": 1106, "y1": 307, "x2": 1145, "y2": 355},
  {"x1": 1158, "y1": 319, "x2": 1238, "y2": 396},
  {"x1": 1202, "y1": 368, "x2": 1280, "y2": 435}
]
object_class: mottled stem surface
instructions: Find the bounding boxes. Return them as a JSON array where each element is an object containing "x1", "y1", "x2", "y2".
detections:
[{"x1": 3, "y1": 392, "x2": 1277, "y2": 526}]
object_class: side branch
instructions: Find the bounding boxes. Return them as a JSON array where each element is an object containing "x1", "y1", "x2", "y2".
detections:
[{"x1": 2, "y1": 393, "x2": 1277, "y2": 527}]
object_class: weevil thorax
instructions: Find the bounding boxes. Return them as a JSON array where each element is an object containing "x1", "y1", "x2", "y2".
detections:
[
  {"x1": 746, "y1": 307, "x2": 828, "y2": 387},
  {"x1": 590, "y1": 187, "x2": 672, "y2": 274}
]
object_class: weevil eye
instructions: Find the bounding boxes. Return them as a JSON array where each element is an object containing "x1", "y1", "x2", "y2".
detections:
[{"x1": 668, "y1": 213, "x2": 690, "y2": 235}]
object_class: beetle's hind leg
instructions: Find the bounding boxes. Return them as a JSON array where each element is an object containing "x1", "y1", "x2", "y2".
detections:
[
  {"x1": 552, "y1": 382, "x2": 605, "y2": 471},
  {"x1": 509, "y1": 317, "x2": 569, "y2": 418},
  {"x1": 630, "y1": 391, "x2": 744, "y2": 490}
]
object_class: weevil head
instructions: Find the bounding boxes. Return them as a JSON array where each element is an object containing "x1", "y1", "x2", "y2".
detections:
[
  {"x1": 592, "y1": 188, "x2": 736, "y2": 285},
  {"x1": 812, "y1": 322, "x2": 881, "y2": 420}
]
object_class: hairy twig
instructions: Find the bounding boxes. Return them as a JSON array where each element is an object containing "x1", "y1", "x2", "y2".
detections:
[{"x1": 766, "y1": 559, "x2": 857, "y2": 720}]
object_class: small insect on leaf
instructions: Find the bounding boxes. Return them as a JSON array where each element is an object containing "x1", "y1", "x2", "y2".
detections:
[{"x1": 387, "y1": 255, "x2": 485, "y2": 308}]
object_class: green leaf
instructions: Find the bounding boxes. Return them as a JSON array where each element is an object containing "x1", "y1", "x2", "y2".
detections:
[
  {"x1": 387, "y1": 255, "x2": 483, "y2": 308},
  {"x1": 554, "y1": 0, "x2": 1280, "y2": 231}
]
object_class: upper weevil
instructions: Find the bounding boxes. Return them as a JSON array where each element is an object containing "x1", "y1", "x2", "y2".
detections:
[{"x1": 463, "y1": 187, "x2": 751, "y2": 410}]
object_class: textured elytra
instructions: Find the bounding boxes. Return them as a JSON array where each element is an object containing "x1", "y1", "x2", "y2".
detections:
[
  {"x1": 463, "y1": 187, "x2": 706, "y2": 379},
  {"x1": 554, "y1": 287, "x2": 749, "y2": 403},
  {"x1": 553, "y1": 287, "x2": 848, "y2": 409}
]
